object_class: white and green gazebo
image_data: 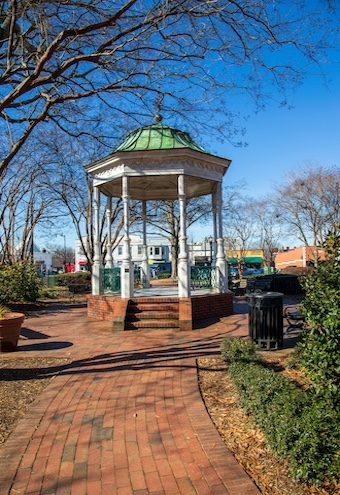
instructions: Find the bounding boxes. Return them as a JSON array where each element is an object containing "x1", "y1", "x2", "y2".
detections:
[{"x1": 86, "y1": 123, "x2": 233, "y2": 330}]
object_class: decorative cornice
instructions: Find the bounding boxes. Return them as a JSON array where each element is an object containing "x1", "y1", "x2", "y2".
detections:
[{"x1": 86, "y1": 148, "x2": 231, "y2": 174}]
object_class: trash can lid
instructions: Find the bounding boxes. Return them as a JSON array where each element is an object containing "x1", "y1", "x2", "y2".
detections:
[{"x1": 250, "y1": 291, "x2": 283, "y2": 298}]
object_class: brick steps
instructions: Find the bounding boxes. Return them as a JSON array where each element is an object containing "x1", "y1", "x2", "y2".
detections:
[
  {"x1": 125, "y1": 320, "x2": 180, "y2": 330},
  {"x1": 125, "y1": 298, "x2": 180, "y2": 330},
  {"x1": 128, "y1": 304, "x2": 179, "y2": 313},
  {"x1": 127, "y1": 312, "x2": 178, "y2": 320}
]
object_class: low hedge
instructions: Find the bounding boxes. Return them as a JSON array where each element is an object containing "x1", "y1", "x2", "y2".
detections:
[
  {"x1": 251, "y1": 274, "x2": 302, "y2": 294},
  {"x1": 158, "y1": 272, "x2": 171, "y2": 279},
  {"x1": 270, "y1": 274, "x2": 302, "y2": 294},
  {"x1": 221, "y1": 338, "x2": 340, "y2": 485},
  {"x1": 55, "y1": 272, "x2": 91, "y2": 287}
]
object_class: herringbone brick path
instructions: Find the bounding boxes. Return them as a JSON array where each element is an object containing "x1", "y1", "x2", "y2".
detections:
[{"x1": 0, "y1": 308, "x2": 260, "y2": 495}]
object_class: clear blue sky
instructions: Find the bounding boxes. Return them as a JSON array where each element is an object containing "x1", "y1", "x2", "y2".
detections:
[
  {"x1": 214, "y1": 68, "x2": 340, "y2": 197},
  {"x1": 189, "y1": 59, "x2": 340, "y2": 241}
]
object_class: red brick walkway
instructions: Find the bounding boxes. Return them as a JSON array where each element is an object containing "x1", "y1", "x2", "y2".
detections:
[{"x1": 0, "y1": 308, "x2": 260, "y2": 495}]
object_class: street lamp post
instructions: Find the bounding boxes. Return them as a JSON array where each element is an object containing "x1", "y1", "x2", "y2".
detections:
[
  {"x1": 209, "y1": 236, "x2": 213, "y2": 265},
  {"x1": 62, "y1": 234, "x2": 66, "y2": 267}
]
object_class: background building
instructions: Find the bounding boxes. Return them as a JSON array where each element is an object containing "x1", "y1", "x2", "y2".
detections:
[
  {"x1": 189, "y1": 241, "x2": 214, "y2": 265},
  {"x1": 274, "y1": 246, "x2": 326, "y2": 270},
  {"x1": 189, "y1": 243, "x2": 264, "y2": 268},
  {"x1": 33, "y1": 245, "x2": 54, "y2": 275},
  {"x1": 75, "y1": 235, "x2": 170, "y2": 272},
  {"x1": 227, "y1": 249, "x2": 263, "y2": 267}
]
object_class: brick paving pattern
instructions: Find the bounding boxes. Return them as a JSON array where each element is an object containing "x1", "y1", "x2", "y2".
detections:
[{"x1": 0, "y1": 307, "x2": 260, "y2": 494}]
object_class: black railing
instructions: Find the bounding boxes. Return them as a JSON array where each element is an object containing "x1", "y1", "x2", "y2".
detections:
[
  {"x1": 100, "y1": 267, "x2": 121, "y2": 294},
  {"x1": 191, "y1": 266, "x2": 216, "y2": 289}
]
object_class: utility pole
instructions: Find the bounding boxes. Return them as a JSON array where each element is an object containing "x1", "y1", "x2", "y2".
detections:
[
  {"x1": 63, "y1": 234, "x2": 66, "y2": 266},
  {"x1": 30, "y1": 207, "x2": 34, "y2": 262}
]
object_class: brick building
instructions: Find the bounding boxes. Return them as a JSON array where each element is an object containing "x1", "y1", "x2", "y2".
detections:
[{"x1": 274, "y1": 246, "x2": 326, "y2": 270}]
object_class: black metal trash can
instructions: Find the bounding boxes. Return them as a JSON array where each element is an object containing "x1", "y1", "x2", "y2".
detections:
[{"x1": 248, "y1": 292, "x2": 283, "y2": 350}]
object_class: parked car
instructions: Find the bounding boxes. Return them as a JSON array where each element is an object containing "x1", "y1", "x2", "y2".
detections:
[
  {"x1": 243, "y1": 267, "x2": 264, "y2": 277},
  {"x1": 228, "y1": 267, "x2": 240, "y2": 279}
]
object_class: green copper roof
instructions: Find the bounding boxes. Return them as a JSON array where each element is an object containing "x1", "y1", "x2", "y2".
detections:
[{"x1": 115, "y1": 124, "x2": 206, "y2": 153}]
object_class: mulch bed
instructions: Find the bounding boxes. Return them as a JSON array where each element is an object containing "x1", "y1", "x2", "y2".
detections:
[
  {"x1": 0, "y1": 357, "x2": 70, "y2": 446},
  {"x1": 198, "y1": 356, "x2": 338, "y2": 495},
  {"x1": 8, "y1": 295, "x2": 87, "y2": 316}
]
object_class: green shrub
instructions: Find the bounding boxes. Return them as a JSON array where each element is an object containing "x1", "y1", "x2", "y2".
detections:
[
  {"x1": 229, "y1": 361, "x2": 304, "y2": 456},
  {"x1": 227, "y1": 357, "x2": 339, "y2": 484},
  {"x1": 39, "y1": 288, "x2": 64, "y2": 299},
  {"x1": 55, "y1": 272, "x2": 91, "y2": 287},
  {"x1": 220, "y1": 337, "x2": 340, "y2": 484},
  {"x1": 0, "y1": 262, "x2": 40, "y2": 303},
  {"x1": 289, "y1": 398, "x2": 340, "y2": 483},
  {"x1": 158, "y1": 272, "x2": 171, "y2": 279},
  {"x1": 298, "y1": 231, "x2": 340, "y2": 398},
  {"x1": 220, "y1": 337, "x2": 257, "y2": 364}
]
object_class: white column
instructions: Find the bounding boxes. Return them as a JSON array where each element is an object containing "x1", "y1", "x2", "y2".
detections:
[
  {"x1": 215, "y1": 182, "x2": 228, "y2": 293},
  {"x1": 121, "y1": 176, "x2": 133, "y2": 298},
  {"x1": 105, "y1": 196, "x2": 113, "y2": 268},
  {"x1": 212, "y1": 192, "x2": 217, "y2": 268},
  {"x1": 178, "y1": 174, "x2": 190, "y2": 298},
  {"x1": 141, "y1": 200, "x2": 150, "y2": 288},
  {"x1": 92, "y1": 186, "x2": 102, "y2": 295}
]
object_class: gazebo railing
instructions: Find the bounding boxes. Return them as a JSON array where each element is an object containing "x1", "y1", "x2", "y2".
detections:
[
  {"x1": 191, "y1": 266, "x2": 216, "y2": 289},
  {"x1": 100, "y1": 267, "x2": 121, "y2": 294},
  {"x1": 134, "y1": 268, "x2": 141, "y2": 287}
]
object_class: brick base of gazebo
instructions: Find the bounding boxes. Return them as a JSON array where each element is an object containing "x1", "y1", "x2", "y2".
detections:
[{"x1": 87, "y1": 292, "x2": 233, "y2": 331}]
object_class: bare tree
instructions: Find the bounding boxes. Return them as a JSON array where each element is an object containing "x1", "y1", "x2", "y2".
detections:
[
  {"x1": 0, "y1": 1, "x2": 335, "y2": 176},
  {"x1": 0, "y1": 152, "x2": 57, "y2": 263},
  {"x1": 224, "y1": 198, "x2": 256, "y2": 272},
  {"x1": 39, "y1": 136, "x2": 124, "y2": 271},
  {"x1": 145, "y1": 197, "x2": 211, "y2": 277},
  {"x1": 252, "y1": 201, "x2": 282, "y2": 267},
  {"x1": 49, "y1": 245, "x2": 75, "y2": 266},
  {"x1": 274, "y1": 166, "x2": 340, "y2": 262}
]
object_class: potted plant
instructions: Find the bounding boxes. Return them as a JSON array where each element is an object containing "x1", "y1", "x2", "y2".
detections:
[{"x1": 0, "y1": 305, "x2": 25, "y2": 352}]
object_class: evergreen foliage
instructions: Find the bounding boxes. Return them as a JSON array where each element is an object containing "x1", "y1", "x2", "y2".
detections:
[
  {"x1": 0, "y1": 262, "x2": 40, "y2": 303},
  {"x1": 221, "y1": 338, "x2": 340, "y2": 484},
  {"x1": 298, "y1": 229, "x2": 340, "y2": 399}
]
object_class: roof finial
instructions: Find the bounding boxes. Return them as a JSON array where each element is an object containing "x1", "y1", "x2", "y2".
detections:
[{"x1": 154, "y1": 94, "x2": 163, "y2": 123}]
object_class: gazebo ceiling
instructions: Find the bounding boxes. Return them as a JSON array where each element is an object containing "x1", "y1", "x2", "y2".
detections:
[
  {"x1": 86, "y1": 123, "x2": 231, "y2": 200},
  {"x1": 100, "y1": 174, "x2": 217, "y2": 201}
]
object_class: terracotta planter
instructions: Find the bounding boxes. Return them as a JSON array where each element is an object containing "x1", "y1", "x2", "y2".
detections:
[{"x1": 0, "y1": 313, "x2": 25, "y2": 352}]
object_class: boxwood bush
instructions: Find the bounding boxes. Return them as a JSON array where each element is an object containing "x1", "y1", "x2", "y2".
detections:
[
  {"x1": 298, "y1": 231, "x2": 340, "y2": 399},
  {"x1": 220, "y1": 337, "x2": 257, "y2": 363},
  {"x1": 0, "y1": 262, "x2": 40, "y2": 303},
  {"x1": 158, "y1": 272, "x2": 171, "y2": 279},
  {"x1": 221, "y1": 338, "x2": 340, "y2": 485},
  {"x1": 55, "y1": 272, "x2": 91, "y2": 286}
]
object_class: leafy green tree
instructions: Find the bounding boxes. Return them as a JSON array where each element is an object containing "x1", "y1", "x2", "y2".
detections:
[{"x1": 299, "y1": 228, "x2": 340, "y2": 398}]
